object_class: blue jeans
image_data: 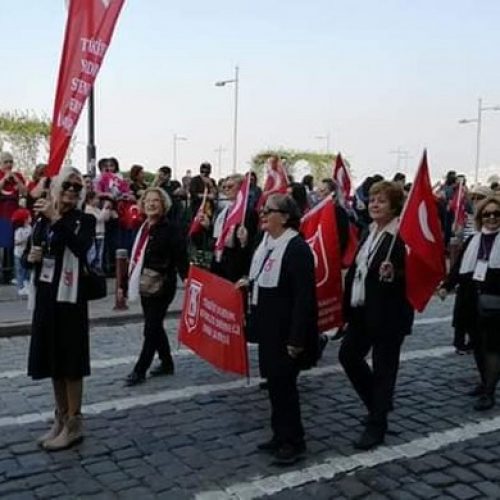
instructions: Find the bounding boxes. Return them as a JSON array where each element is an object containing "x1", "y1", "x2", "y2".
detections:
[{"x1": 14, "y1": 255, "x2": 29, "y2": 291}]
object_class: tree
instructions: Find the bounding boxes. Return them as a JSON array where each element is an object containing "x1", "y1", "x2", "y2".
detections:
[
  {"x1": 251, "y1": 149, "x2": 345, "y2": 183},
  {"x1": 0, "y1": 111, "x2": 51, "y2": 174}
]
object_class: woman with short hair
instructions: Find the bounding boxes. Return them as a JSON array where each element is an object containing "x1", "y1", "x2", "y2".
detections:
[
  {"x1": 25, "y1": 167, "x2": 95, "y2": 450},
  {"x1": 239, "y1": 193, "x2": 318, "y2": 465},
  {"x1": 125, "y1": 187, "x2": 189, "y2": 386},
  {"x1": 339, "y1": 181, "x2": 414, "y2": 450},
  {"x1": 439, "y1": 195, "x2": 500, "y2": 410}
]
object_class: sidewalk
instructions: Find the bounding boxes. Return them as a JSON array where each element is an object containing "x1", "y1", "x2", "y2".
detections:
[{"x1": 0, "y1": 279, "x2": 185, "y2": 337}]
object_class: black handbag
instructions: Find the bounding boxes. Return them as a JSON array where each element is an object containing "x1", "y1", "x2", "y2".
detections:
[
  {"x1": 81, "y1": 266, "x2": 107, "y2": 301},
  {"x1": 478, "y1": 293, "x2": 500, "y2": 319}
]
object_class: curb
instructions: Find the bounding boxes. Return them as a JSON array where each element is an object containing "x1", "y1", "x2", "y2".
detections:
[{"x1": 0, "y1": 308, "x2": 182, "y2": 338}]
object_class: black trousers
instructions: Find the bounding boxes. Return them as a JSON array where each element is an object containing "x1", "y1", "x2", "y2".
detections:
[
  {"x1": 134, "y1": 294, "x2": 173, "y2": 376},
  {"x1": 339, "y1": 321, "x2": 405, "y2": 423},
  {"x1": 267, "y1": 370, "x2": 304, "y2": 445}
]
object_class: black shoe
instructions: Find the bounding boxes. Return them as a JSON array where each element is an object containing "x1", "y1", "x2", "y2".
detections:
[
  {"x1": 125, "y1": 371, "x2": 145, "y2": 387},
  {"x1": 150, "y1": 361, "x2": 174, "y2": 377},
  {"x1": 474, "y1": 394, "x2": 495, "y2": 411},
  {"x1": 331, "y1": 329, "x2": 346, "y2": 341},
  {"x1": 271, "y1": 442, "x2": 306, "y2": 466},
  {"x1": 257, "y1": 437, "x2": 280, "y2": 453},
  {"x1": 354, "y1": 424, "x2": 386, "y2": 450},
  {"x1": 318, "y1": 334, "x2": 329, "y2": 359},
  {"x1": 467, "y1": 384, "x2": 485, "y2": 397},
  {"x1": 259, "y1": 381, "x2": 268, "y2": 390}
]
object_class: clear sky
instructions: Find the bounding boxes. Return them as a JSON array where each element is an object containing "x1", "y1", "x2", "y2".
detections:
[{"x1": 2, "y1": 0, "x2": 500, "y2": 184}]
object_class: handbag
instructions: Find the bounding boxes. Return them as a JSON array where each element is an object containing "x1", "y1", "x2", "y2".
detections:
[
  {"x1": 139, "y1": 267, "x2": 165, "y2": 297},
  {"x1": 478, "y1": 293, "x2": 500, "y2": 319},
  {"x1": 81, "y1": 266, "x2": 107, "y2": 301}
]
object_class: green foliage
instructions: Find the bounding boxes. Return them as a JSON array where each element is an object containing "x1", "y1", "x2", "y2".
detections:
[
  {"x1": 251, "y1": 149, "x2": 342, "y2": 183},
  {"x1": 0, "y1": 110, "x2": 51, "y2": 174}
]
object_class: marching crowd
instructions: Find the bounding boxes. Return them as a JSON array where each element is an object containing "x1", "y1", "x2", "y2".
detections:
[{"x1": 1, "y1": 149, "x2": 500, "y2": 466}]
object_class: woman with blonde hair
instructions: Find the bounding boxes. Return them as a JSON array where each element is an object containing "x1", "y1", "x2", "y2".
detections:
[
  {"x1": 24, "y1": 167, "x2": 95, "y2": 450},
  {"x1": 125, "y1": 187, "x2": 189, "y2": 386},
  {"x1": 439, "y1": 195, "x2": 500, "y2": 410}
]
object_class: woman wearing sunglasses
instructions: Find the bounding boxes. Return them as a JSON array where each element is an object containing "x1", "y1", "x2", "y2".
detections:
[
  {"x1": 23, "y1": 167, "x2": 95, "y2": 450},
  {"x1": 239, "y1": 193, "x2": 318, "y2": 466},
  {"x1": 439, "y1": 195, "x2": 500, "y2": 410}
]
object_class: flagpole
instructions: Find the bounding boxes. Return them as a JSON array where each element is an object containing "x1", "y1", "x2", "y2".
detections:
[{"x1": 87, "y1": 86, "x2": 96, "y2": 177}]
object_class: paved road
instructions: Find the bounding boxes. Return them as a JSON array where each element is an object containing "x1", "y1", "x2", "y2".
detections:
[{"x1": 1, "y1": 298, "x2": 500, "y2": 499}]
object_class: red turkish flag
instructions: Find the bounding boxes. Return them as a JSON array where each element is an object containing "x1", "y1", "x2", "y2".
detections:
[
  {"x1": 214, "y1": 172, "x2": 251, "y2": 256},
  {"x1": 399, "y1": 150, "x2": 445, "y2": 312},
  {"x1": 300, "y1": 197, "x2": 343, "y2": 332},
  {"x1": 257, "y1": 158, "x2": 289, "y2": 210},
  {"x1": 188, "y1": 188, "x2": 208, "y2": 237},
  {"x1": 342, "y1": 222, "x2": 359, "y2": 269},
  {"x1": 333, "y1": 152, "x2": 352, "y2": 201},
  {"x1": 178, "y1": 266, "x2": 249, "y2": 376},
  {"x1": 46, "y1": 0, "x2": 125, "y2": 177}
]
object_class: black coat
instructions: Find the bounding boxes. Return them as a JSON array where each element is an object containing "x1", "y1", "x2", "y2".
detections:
[
  {"x1": 210, "y1": 209, "x2": 259, "y2": 283},
  {"x1": 24, "y1": 210, "x2": 96, "y2": 380},
  {"x1": 443, "y1": 233, "x2": 500, "y2": 349},
  {"x1": 343, "y1": 230, "x2": 414, "y2": 338},
  {"x1": 141, "y1": 216, "x2": 189, "y2": 302},
  {"x1": 248, "y1": 235, "x2": 319, "y2": 378}
]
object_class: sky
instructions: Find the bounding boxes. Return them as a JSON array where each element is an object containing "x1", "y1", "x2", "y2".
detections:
[{"x1": 2, "y1": 0, "x2": 500, "y2": 184}]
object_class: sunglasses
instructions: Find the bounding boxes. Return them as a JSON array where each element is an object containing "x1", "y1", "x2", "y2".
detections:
[
  {"x1": 482, "y1": 210, "x2": 500, "y2": 219},
  {"x1": 260, "y1": 207, "x2": 286, "y2": 216},
  {"x1": 2, "y1": 160, "x2": 13, "y2": 164},
  {"x1": 62, "y1": 181, "x2": 83, "y2": 193}
]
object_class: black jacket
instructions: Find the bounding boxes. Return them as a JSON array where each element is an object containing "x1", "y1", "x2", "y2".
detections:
[
  {"x1": 142, "y1": 216, "x2": 189, "y2": 300},
  {"x1": 343, "y1": 229, "x2": 414, "y2": 337},
  {"x1": 443, "y1": 233, "x2": 500, "y2": 332}
]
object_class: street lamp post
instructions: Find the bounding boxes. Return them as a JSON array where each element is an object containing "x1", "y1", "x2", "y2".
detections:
[
  {"x1": 214, "y1": 145, "x2": 227, "y2": 178},
  {"x1": 172, "y1": 133, "x2": 187, "y2": 180},
  {"x1": 315, "y1": 133, "x2": 331, "y2": 153},
  {"x1": 459, "y1": 97, "x2": 500, "y2": 184},
  {"x1": 215, "y1": 66, "x2": 239, "y2": 174},
  {"x1": 389, "y1": 147, "x2": 411, "y2": 170}
]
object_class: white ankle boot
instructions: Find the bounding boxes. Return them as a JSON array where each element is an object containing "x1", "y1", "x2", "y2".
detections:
[
  {"x1": 37, "y1": 410, "x2": 65, "y2": 446},
  {"x1": 42, "y1": 414, "x2": 83, "y2": 451}
]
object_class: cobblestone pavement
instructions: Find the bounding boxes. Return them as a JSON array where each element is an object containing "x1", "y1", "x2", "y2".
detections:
[{"x1": 1, "y1": 298, "x2": 499, "y2": 499}]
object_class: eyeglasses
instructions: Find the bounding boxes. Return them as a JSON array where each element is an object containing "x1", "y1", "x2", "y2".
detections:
[
  {"x1": 62, "y1": 181, "x2": 83, "y2": 193},
  {"x1": 481, "y1": 210, "x2": 500, "y2": 219},
  {"x1": 2, "y1": 160, "x2": 13, "y2": 164},
  {"x1": 260, "y1": 207, "x2": 286, "y2": 216},
  {"x1": 224, "y1": 183, "x2": 236, "y2": 190}
]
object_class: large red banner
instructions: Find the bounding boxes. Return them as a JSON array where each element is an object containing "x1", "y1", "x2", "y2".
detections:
[
  {"x1": 178, "y1": 266, "x2": 249, "y2": 376},
  {"x1": 301, "y1": 197, "x2": 344, "y2": 332},
  {"x1": 46, "y1": 0, "x2": 125, "y2": 177}
]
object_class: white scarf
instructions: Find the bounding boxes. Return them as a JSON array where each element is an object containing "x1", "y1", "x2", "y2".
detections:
[
  {"x1": 350, "y1": 219, "x2": 398, "y2": 307},
  {"x1": 249, "y1": 228, "x2": 297, "y2": 289},
  {"x1": 459, "y1": 229, "x2": 500, "y2": 274},
  {"x1": 128, "y1": 222, "x2": 148, "y2": 302},
  {"x1": 213, "y1": 206, "x2": 229, "y2": 240},
  {"x1": 56, "y1": 247, "x2": 80, "y2": 303}
]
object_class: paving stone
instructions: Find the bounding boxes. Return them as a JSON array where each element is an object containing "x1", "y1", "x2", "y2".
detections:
[
  {"x1": 420, "y1": 472, "x2": 456, "y2": 487},
  {"x1": 471, "y1": 463, "x2": 500, "y2": 481},
  {"x1": 444, "y1": 484, "x2": 480, "y2": 500},
  {"x1": 337, "y1": 477, "x2": 371, "y2": 498},
  {"x1": 474, "y1": 480, "x2": 500, "y2": 497}
]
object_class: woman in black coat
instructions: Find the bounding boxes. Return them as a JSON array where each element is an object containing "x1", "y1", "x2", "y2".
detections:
[
  {"x1": 24, "y1": 167, "x2": 96, "y2": 451},
  {"x1": 439, "y1": 195, "x2": 500, "y2": 410},
  {"x1": 239, "y1": 193, "x2": 318, "y2": 466},
  {"x1": 339, "y1": 181, "x2": 414, "y2": 450},
  {"x1": 209, "y1": 174, "x2": 259, "y2": 283},
  {"x1": 125, "y1": 187, "x2": 189, "y2": 386}
]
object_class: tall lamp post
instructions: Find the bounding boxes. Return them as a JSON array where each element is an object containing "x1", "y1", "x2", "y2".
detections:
[
  {"x1": 172, "y1": 133, "x2": 187, "y2": 180},
  {"x1": 459, "y1": 97, "x2": 500, "y2": 184},
  {"x1": 389, "y1": 147, "x2": 411, "y2": 171},
  {"x1": 315, "y1": 133, "x2": 331, "y2": 153},
  {"x1": 215, "y1": 65, "x2": 239, "y2": 174},
  {"x1": 214, "y1": 145, "x2": 227, "y2": 178}
]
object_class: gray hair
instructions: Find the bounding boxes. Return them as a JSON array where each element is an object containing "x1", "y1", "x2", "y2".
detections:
[{"x1": 50, "y1": 167, "x2": 86, "y2": 210}]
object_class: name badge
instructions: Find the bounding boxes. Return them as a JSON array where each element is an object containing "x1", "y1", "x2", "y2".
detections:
[
  {"x1": 251, "y1": 281, "x2": 259, "y2": 306},
  {"x1": 473, "y1": 260, "x2": 488, "y2": 282},
  {"x1": 40, "y1": 258, "x2": 56, "y2": 283}
]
